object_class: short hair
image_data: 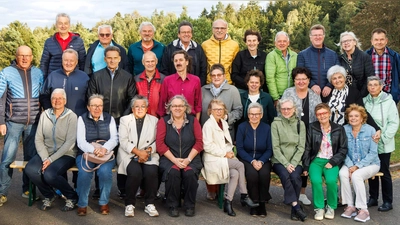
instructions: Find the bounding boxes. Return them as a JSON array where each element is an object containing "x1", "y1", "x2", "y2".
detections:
[
  {"x1": 142, "y1": 50, "x2": 157, "y2": 62},
  {"x1": 98, "y1": 24, "x2": 113, "y2": 34},
  {"x1": 371, "y1": 28, "x2": 387, "y2": 37},
  {"x1": 172, "y1": 50, "x2": 193, "y2": 74},
  {"x1": 165, "y1": 95, "x2": 191, "y2": 115},
  {"x1": 314, "y1": 103, "x2": 330, "y2": 115},
  {"x1": 345, "y1": 104, "x2": 368, "y2": 124},
  {"x1": 207, "y1": 99, "x2": 228, "y2": 116},
  {"x1": 178, "y1": 21, "x2": 193, "y2": 33},
  {"x1": 277, "y1": 98, "x2": 298, "y2": 117},
  {"x1": 87, "y1": 94, "x2": 104, "y2": 106},
  {"x1": 337, "y1": 31, "x2": 361, "y2": 53},
  {"x1": 139, "y1": 21, "x2": 156, "y2": 33},
  {"x1": 51, "y1": 88, "x2": 67, "y2": 101},
  {"x1": 310, "y1": 24, "x2": 325, "y2": 35},
  {"x1": 248, "y1": 102, "x2": 264, "y2": 115},
  {"x1": 104, "y1": 46, "x2": 120, "y2": 57},
  {"x1": 210, "y1": 63, "x2": 225, "y2": 75},
  {"x1": 213, "y1": 19, "x2": 228, "y2": 27},
  {"x1": 56, "y1": 13, "x2": 70, "y2": 24},
  {"x1": 291, "y1": 67, "x2": 312, "y2": 82},
  {"x1": 130, "y1": 95, "x2": 149, "y2": 108},
  {"x1": 327, "y1": 65, "x2": 347, "y2": 83},
  {"x1": 367, "y1": 76, "x2": 384, "y2": 86},
  {"x1": 243, "y1": 29, "x2": 262, "y2": 42},
  {"x1": 274, "y1": 31, "x2": 290, "y2": 42},
  {"x1": 244, "y1": 70, "x2": 265, "y2": 86},
  {"x1": 62, "y1": 48, "x2": 78, "y2": 60}
]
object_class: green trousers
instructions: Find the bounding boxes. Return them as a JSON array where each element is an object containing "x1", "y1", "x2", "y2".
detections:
[{"x1": 309, "y1": 157, "x2": 339, "y2": 209}]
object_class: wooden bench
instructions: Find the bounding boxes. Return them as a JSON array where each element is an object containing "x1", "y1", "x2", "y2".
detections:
[{"x1": 10, "y1": 161, "x2": 116, "y2": 206}]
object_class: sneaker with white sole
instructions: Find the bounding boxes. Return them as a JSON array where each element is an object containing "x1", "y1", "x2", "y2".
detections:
[
  {"x1": 314, "y1": 208, "x2": 324, "y2": 220},
  {"x1": 0, "y1": 195, "x2": 7, "y2": 206},
  {"x1": 145, "y1": 204, "x2": 159, "y2": 217},
  {"x1": 299, "y1": 194, "x2": 311, "y2": 205},
  {"x1": 325, "y1": 205, "x2": 335, "y2": 219},
  {"x1": 22, "y1": 191, "x2": 40, "y2": 200},
  {"x1": 125, "y1": 204, "x2": 135, "y2": 217},
  {"x1": 61, "y1": 199, "x2": 77, "y2": 211},
  {"x1": 341, "y1": 206, "x2": 357, "y2": 218},
  {"x1": 41, "y1": 197, "x2": 56, "y2": 211},
  {"x1": 354, "y1": 209, "x2": 370, "y2": 223}
]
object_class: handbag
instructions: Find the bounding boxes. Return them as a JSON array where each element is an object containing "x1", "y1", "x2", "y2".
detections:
[{"x1": 81, "y1": 140, "x2": 115, "y2": 172}]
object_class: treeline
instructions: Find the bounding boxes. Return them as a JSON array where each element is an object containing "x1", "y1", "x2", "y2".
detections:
[{"x1": 0, "y1": 1, "x2": 399, "y2": 70}]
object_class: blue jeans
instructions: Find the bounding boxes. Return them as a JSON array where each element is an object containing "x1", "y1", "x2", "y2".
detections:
[
  {"x1": 25, "y1": 155, "x2": 77, "y2": 199},
  {"x1": 0, "y1": 121, "x2": 37, "y2": 195},
  {"x1": 76, "y1": 154, "x2": 115, "y2": 207}
]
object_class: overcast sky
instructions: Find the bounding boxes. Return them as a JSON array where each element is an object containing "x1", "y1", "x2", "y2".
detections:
[{"x1": 0, "y1": 0, "x2": 254, "y2": 29}]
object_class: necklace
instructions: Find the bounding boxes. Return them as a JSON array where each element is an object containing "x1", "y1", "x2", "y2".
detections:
[{"x1": 301, "y1": 94, "x2": 307, "y2": 117}]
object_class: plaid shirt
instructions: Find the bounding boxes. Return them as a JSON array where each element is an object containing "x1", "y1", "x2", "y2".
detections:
[{"x1": 372, "y1": 48, "x2": 392, "y2": 92}]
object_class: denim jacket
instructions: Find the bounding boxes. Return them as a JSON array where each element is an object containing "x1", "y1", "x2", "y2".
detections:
[{"x1": 343, "y1": 124, "x2": 380, "y2": 168}]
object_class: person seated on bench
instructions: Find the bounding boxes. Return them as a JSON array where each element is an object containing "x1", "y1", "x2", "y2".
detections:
[
  {"x1": 76, "y1": 94, "x2": 118, "y2": 216},
  {"x1": 25, "y1": 88, "x2": 78, "y2": 211}
]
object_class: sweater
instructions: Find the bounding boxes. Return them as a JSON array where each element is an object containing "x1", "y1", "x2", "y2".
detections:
[{"x1": 127, "y1": 39, "x2": 165, "y2": 75}]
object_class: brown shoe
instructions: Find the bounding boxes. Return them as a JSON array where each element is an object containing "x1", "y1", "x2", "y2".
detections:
[
  {"x1": 77, "y1": 207, "x2": 87, "y2": 216},
  {"x1": 100, "y1": 204, "x2": 109, "y2": 215}
]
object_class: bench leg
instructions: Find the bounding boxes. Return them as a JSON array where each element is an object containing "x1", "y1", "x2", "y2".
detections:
[
  {"x1": 28, "y1": 181, "x2": 36, "y2": 206},
  {"x1": 218, "y1": 184, "x2": 225, "y2": 209}
]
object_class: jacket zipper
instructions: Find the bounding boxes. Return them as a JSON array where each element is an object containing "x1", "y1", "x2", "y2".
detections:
[
  {"x1": 109, "y1": 72, "x2": 114, "y2": 114},
  {"x1": 253, "y1": 128, "x2": 256, "y2": 158},
  {"x1": 24, "y1": 69, "x2": 31, "y2": 125}
]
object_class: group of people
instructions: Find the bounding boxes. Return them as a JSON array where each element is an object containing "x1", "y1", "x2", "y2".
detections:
[{"x1": 0, "y1": 12, "x2": 399, "y2": 224}]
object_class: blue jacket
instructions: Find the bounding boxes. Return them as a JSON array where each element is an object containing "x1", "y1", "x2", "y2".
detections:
[
  {"x1": 127, "y1": 39, "x2": 164, "y2": 75},
  {"x1": 0, "y1": 62, "x2": 43, "y2": 124},
  {"x1": 366, "y1": 47, "x2": 400, "y2": 103},
  {"x1": 40, "y1": 33, "x2": 86, "y2": 79},
  {"x1": 343, "y1": 124, "x2": 380, "y2": 169},
  {"x1": 41, "y1": 68, "x2": 89, "y2": 116},
  {"x1": 297, "y1": 45, "x2": 339, "y2": 90}
]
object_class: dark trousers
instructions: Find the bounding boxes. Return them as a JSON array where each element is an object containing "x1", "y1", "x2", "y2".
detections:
[
  {"x1": 301, "y1": 175, "x2": 308, "y2": 188},
  {"x1": 125, "y1": 160, "x2": 158, "y2": 206},
  {"x1": 273, "y1": 163, "x2": 302, "y2": 204},
  {"x1": 368, "y1": 153, "x2": 393, "y2": 203},
  {"x1": 25, "y1": 155, "x2": 77, "y2": 199},
  {"x1": 241, "y1": 160, "x2": 271, "y2": 202},
  {"x1": 165, "y1": 168, "x2": 198, "y2": 209}
]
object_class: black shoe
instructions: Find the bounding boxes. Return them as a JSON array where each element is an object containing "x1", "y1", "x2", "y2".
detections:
[
  {"x1": 295, "y1": 205, "x2": 308, "y2": 222},
  {"x1": 118, "y1": 189, "x2": 126, "y2": 200},
  {"x1": 378, "y1": 202, "x2": 393, "y2": 212},
  {"x1": 185, "y1": 207, "x2": 195, "y2": 217},
  {"x1": 168, "y1": 207, "x2": 179, "y2": 217},
  {"x1": 250, "y1": 207, "x2": 258, "y2": 216},
  {"x1": 224, "y1": 199, "x2": 236, "y2": 216},
  {"x1": 367, "y1": 198, "x2": 378, "y2": 207},
  {"x1": 291, "y1": 207, "x2": 299, "y2": 221},
  {"x1": 258, "y1": 202, "x2": 267, "y2": 218},
  {"x1": 240, "y1": 194, "x2": 259, "y2": 208},
  {"x1": 91, "y1": 189, "x2": 100, "y2": 199}
]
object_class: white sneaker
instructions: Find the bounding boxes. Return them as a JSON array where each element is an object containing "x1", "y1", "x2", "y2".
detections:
[
  {"x1": 0, "y1": 195, "x2": 7, "y2": 206},
  {"x1": 299, "y1": 194, "x2": 311, "y2": 205},
  {"x1": 325, "y1": 205, "x2": 335, "y2": 219},
  {"x1": 354, "y1": 209, "x2": 370, "y2": 223},
  {"x1": 144, "y1": 204, "x2": 159, "y2": 217},
  {"x1": 125, "y1": 204, "x2": 135, "y2": 217},
  {"x1": 314, "y1": 208, "x2": 324, "y2": 220}
]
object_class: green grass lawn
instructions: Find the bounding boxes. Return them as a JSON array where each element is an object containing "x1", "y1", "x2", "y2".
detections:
[{"x1": 391, "y1": 128, "x2": 400, "y2": 164}]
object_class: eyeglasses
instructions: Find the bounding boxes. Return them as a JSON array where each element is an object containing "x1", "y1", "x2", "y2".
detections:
[
  {"x1": 316, "y1": 111, "x2": 329, "y2": 117},
  {"x1": 249, "y1": 113, "x2": 262, "y2": 117},
  {"x1": 213, "y1": 27, "x2": 227, "y2": 30},
  {"x1": 211, "y1": 73, "x2": 224, "y2": 78},
  {"x1": 16, "y1": 55, "x2": 32, "y2": 58},
  {"x1": 212, "y1": 108, "x2": 224, "y2": 112},
  {"x1": 90, "y1": 105, "x2": 103, "y2": 109},
  {"x1": 133, "y1": 105, "x2": 147, "y2": 110},
  {"x1": 310, "y1": 34, "x2": 324, "y2": 37},
  {"x1": 341, "y1": 39, "x2": 354, "y2": 44},
  {"x1": 281, "y1": 107, "x2": 293, "y2": 111},
  {"x1": 171, "y1": 105, "x2": 185, "y2": 108},
  {"x1": 294, "y1": 78, "x2": 309, "y2": 82},
  {"x1": 99, "y1": 33, "x2": 111, "y2": 38},
  {"x1": 368, "y1": 83, "x2": 381, "y2": 87},
  {"x1": 180, "y1": 31, "x2": 192, "y2": 35}
]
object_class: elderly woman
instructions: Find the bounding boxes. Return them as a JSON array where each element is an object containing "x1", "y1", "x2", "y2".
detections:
[
  {"x1": 338, "y1": 31, "x2": 374, "y2": 97},
  {"x1": 271, "y1": 98, "x2": 307, "y2": 221},
  {"x1": 236, "y1": 102, "x2": 273, "y2": 217},
  {"x1": 281, "y1": 66, "x2": 321, "y2": 205},
  {"x1": 231, "y1": 30, "x2": 267, "y2": 91},
  {"x1": 363, "y1": 76, "x2": 399, "y2": 212},
  {"x1": 40, "y1": 13, "x2": 86, "y2": 79},
  {"x1": 303, "y1": 103, "x2": 347, "y2": 221},
  {"x1": 26, "y1": 89, "x2": 78, "y2": 211},
  {"x1": 201, "y1": 99, "x2": 257, "y2": 217},
  {"x1": 339, "y1": 104, "x2": 380, "y2": 222},
  {"x1": 239, "y1": 70, "x2": 275, "y2": 126},
  {"x1": 117, "y1": 95, "x2": 159, "y2": 217},
  {"x1": 76, "y1": 94, "x2": 118, "y2": 216},
  {"x1": 156, "y1": 95, "x2": 203, "y2": 217}
]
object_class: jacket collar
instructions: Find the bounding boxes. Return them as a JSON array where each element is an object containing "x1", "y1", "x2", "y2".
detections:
[{"x1": 139, "y1": 69, "x2": 161, "y2": 81}]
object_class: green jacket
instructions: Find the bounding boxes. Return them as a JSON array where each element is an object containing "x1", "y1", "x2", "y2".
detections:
[
  {"x1": 265, "y1": 48, "x2": 297, "y2": 100},
  {"x1": 271, "y1": 115, "x2": 306, "y2": 167}
]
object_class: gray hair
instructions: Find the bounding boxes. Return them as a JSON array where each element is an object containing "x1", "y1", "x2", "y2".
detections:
[
  {"x1": 130, "y1": 95, "x2": 149, "y2": 108},
  {"x1": 337, "y1": 31, "x2": 362, "y2": 53},
  {"x1": 104, "y1": 46, "x2": 120, "y2": 57},
  {"x1": 97, "y1": 24, "x2": 113, "y2": 34},
  {"x1": 142, "y1": 50, "x2": 157, "y2": 61},
  {"x1": 165, "y1": 95, "x2": 191, "y2": 115},
  {"x1": 55, "y1": 13, "x2": 70, "y2": 24},
  {"x1": 87, "y1": 94, "x2": 104, "y2": 106},
  {"x1": 213, "y1": 19, "x2": 228, "y2": 27},
  {"x1": 277, "y1": 98, "x2": 298, "y2": 117},
  {"x1": 327, "y1": 65, "x2": 347, "y2": 83},
  {"x1": 247, "y1": 102, "x2": 263, "y2": 115},
  {"x1": 367, "y1": 76, "x2": 384, "y2": 86},
  {"x1": 62, "y1": 48, "x2": 78, "y2": 60},
  {"x1": 139, "y1": 21, "x2": 156, "y2": 33},
  {"x1": 275, "y1": 31, "x2": 290, "y2": 42},
  {"x1": 51, "y1": 88, "x2": 67, "y2": 101}
]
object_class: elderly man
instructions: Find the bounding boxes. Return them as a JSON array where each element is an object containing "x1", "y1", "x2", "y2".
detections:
[
  {"x1": 160, "y1": 21, "x2": 207, "y2": 86},
  {"x1": 297, "y1": 24, "x2": 338, "y2": 97},
  {"x1": 134, "y1": 51, "x2": 165, "y2": 117},
  {"x1": 0, "y1": 46, "x2": 44, "y2": 206},
  {"x1": 266, "y1": 31, "x2": 298, "y2": 106},
  {"x1": 127, "y1": 22, "x2": 164, "y2": 76},
  {"x1": 202, "y1": 19, "x2": 239, "y2": 85},
  {"x1": 84, "y1": 24, "x2": 127, "y2": 77},
  {"x1": 42, "y1": 49, "x2": 89, "y2": 116}
]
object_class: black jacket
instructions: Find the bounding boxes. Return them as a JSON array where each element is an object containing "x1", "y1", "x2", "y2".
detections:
[{"x1": 303, "y1": 121, "x2": 348, "y2": 172}]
